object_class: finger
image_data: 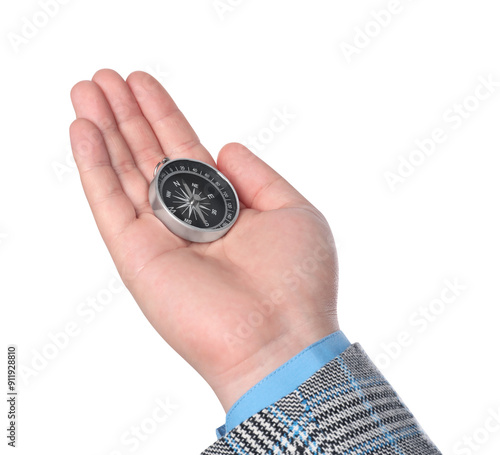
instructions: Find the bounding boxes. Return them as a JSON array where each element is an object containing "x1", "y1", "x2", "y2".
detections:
[
  {"x1": 69, "y1": 118, "x2": 137, "y2": 245},
  {"x1": 126, "y1": 71, "x2": 217, "y2": 167},
  {"x1": 217, "y1": 143, "x2": 310, "y2": 211},
  {"x1": 91, "y1": 69, "x2": 165, "y2": 181},
  {"x1": 70, "y1": 79, "x2": 151, "y2": 215}
]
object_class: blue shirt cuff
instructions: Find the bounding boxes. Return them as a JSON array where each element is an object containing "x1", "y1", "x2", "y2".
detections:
[{"x1": 216, "y1": 330, "x2": 350, "y2": 438}]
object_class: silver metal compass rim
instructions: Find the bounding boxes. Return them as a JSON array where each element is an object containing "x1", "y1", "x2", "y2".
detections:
[{"x1": 149, "y1": 157, "x2": 240, "y2": 243}]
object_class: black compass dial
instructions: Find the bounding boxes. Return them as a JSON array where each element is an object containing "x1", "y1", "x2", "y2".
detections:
[{"x1": 157, "y1": 159, "x2": 238, "y2": 230}]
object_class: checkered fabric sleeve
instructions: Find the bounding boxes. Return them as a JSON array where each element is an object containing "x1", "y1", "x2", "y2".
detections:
[{"x1": 201, "y1": 343, "x2": 441, "y2": 454}]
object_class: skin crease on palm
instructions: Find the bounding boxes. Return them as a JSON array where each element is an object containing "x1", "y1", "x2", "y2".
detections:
[{"x1": 69, "y1": 69, "x2": 340, "y2": 412}]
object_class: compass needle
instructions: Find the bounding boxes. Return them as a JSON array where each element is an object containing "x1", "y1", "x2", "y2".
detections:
[{"x1": 182, "y1": 181, "x2": 193, "y2": 198}]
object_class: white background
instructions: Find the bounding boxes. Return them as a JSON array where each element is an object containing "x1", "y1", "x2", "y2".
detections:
[{"x1": 1, "y1": 0, "x2": 499, "y2": 454}]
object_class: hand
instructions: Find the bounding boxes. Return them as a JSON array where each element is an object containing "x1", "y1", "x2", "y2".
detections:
[{"x1": 69, "y1": 69, "x2": 339, "y2": 411}]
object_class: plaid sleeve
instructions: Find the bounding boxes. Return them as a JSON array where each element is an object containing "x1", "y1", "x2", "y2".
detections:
[{"x1": 201, "y1": 343, "x2": 442, "y2": 455}]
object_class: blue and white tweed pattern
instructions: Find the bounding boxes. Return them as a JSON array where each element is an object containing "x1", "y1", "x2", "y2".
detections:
[{"x1": 202, "y1": 343, "x2": 441, "y2": 454}]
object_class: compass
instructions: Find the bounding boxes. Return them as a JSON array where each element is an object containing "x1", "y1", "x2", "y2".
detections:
[{"x1": 149, "y1": 157, "x2": 240, "y2": 243}]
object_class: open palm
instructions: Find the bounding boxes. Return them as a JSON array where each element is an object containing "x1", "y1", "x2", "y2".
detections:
[{"x1": 70, "y1": 70, "x2": 339, "y2": 410}]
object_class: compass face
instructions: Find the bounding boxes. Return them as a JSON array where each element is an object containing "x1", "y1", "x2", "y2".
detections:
[{"x1": 150, "y1": 158, "x2": 239, "y2": 242}]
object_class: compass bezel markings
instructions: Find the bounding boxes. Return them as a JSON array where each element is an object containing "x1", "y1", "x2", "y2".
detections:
[{"x1": 157, "y1": 160, "x2": 237, "y2": 231}]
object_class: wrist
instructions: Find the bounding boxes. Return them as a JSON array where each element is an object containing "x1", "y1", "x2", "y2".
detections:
[{"x1": 211, "y1": 319, "x2": 340, "y2": 413}]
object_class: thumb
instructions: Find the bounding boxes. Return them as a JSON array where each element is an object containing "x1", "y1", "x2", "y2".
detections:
[{"x1": 217, "y1": 142, "x2": 310, "y2": 212}]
